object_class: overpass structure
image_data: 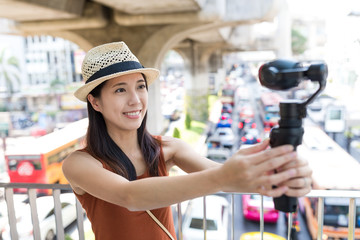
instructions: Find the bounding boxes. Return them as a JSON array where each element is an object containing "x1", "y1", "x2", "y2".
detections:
[{"x1": 0, "y1": 0, "x2": 291, "y2": 133}]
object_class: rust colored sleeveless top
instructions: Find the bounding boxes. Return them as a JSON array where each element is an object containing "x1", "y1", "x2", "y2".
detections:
[{"x1": 74, "y1": 137, "x2": 177, "y2": 240}]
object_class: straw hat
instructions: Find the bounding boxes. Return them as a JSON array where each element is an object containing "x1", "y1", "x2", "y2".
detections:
[{"x1": 74, "y1": 41, "x2": 160, "y2": 102}]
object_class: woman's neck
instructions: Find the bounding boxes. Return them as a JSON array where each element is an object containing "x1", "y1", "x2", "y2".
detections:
[{"x1": 107, "y1": 129, "x2": 140, "y2": 153}]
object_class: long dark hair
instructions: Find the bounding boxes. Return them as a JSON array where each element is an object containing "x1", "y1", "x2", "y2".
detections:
[{"x1": 85, "y1": 75, "x2": 161, "y2": 181}]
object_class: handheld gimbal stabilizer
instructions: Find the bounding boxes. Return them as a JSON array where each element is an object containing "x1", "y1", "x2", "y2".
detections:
[{"x1": 258, "y1": 59, "x2": 327, "y2": 239}]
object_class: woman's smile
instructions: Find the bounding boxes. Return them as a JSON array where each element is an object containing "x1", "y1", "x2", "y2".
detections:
[{"x1": 123, "y1": 110, "x2": 142, "y2": 119}]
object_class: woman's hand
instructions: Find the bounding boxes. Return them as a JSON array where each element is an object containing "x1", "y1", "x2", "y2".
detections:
[
  {"x1": 271, "y1": 153, "x2": 313, "y2": 197},
  {"x1": 218, "y1": 139, "x2": 300, "y2": 197}
]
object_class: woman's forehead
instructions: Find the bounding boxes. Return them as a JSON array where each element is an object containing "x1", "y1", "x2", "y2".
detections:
[{"x1": 107, "y1": 73, "x2": 145, "y2": 85}]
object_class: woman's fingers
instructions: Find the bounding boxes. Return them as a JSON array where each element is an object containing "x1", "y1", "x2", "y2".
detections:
[
  {"x1": 247, "y1": 144, "x2": 295, "y2": 165},
  {"x1": 253, "y1": 168, "x2": 297, "y2": 196},
  {"x1": 284, "y1": 176, "x2": 312, "y2": 189},
  {"x1": 253, "y1": 151, "x2": 298, "y2": 175},
  {"x1": 276, "y1": 155, "x2": 308, "y2": 172},
  {"x1": 235, "y1": 138, "x2": 270, "y2": 156}
]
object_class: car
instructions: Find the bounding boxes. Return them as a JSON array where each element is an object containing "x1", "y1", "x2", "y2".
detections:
[
  {"x1": 221, "y1": 103, "x2": 233, "y2": 114},
  {"x1": 2, "y1": 193, "x2": 78, "y2": 240},
  {"x1": 210, "y1": 127, "x2": 235, "y2": 149},
  {"x1": 238, "y1": 118, "x2": 256, "y2": 134},
  {"x1": 241, "y1": 128, "x2": 262, "y2": 145},
  {"x1": 182, "y1": 195, "x2": 229, "y2": 240},
  {"x1": 239, "y1": 104, "x2": 255, "y2": 120},
  {"x1": 216, "y1": 113, "x2": 232, "y2": 128},
  {"x1": 206, "y1": 148, "x2": 231, "y2": 163},
  {"x1": 242, "y1": 194, "x2": 279, "y2": 223},
  {"x1": 239, "y1": 232, "x2": 285, "y2": 240}
]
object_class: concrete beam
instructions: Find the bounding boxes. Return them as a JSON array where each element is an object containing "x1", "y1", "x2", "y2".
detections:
[
  {"x1": 0, "y1": 0, "x2": 86, "y2": 21},
  {"x1": 12, "y1": 3, "x2": 108, "y2": 32},
  {"x1": 113, "y1": 11, "x2": 220, "y2": 26},
  {"x1": 92, "y1": 0, "x2": 201, "y2": 15}
]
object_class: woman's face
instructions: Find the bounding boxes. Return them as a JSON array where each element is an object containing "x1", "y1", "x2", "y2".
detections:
[{"x1": 88, "y1": 72, "x2": 148, "y2": 133}]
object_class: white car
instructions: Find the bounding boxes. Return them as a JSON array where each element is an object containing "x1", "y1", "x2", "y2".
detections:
[
  {"x1": 210, "y1": 127, "x2": 235, "y2": 149},
  {"x1": 2, "y1": 193, "x2": 78, "y2": 240},
  {"x1": 182, "y1": 195, "x2": 229, "y2": 240},
  {"x1": 206, "y1": 148, "x2": 231, "y2": 163}
]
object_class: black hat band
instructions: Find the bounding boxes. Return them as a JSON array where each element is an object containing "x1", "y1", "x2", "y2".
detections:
[{"x1": 86, "y1": 61, "x2": 143, "y2": 83}]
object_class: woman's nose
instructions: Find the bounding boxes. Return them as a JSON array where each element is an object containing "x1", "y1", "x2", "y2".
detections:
[{"x1": 128, "y1": 90, "x2": 141, "y2": 105}]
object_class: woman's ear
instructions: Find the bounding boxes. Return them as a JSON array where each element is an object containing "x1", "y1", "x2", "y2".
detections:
[{"x1": 88, "y1": 94, "x2": 102, "y2": 112}]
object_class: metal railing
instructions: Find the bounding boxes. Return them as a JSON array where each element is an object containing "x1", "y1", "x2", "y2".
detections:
[{"x1": 0, "y1": 182, "x2": 359, "y2": 240}]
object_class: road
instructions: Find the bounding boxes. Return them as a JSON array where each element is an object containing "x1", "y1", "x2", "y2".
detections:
[{"x1": 231, "y1": 81, "x2": 312, "y2": 239}]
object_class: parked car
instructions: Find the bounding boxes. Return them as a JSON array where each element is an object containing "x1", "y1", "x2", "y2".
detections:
[
  {"x1": 216, "y1": 113, "x2": 232, "y2": 128},
  {"x1": 242, "y1": 194, "x2": 279, "y2": 223},
  {"x1": 182, "y1": 195, "x2": 229, "y2": 240},
  {"x1": 2, "y1": 193, "x2": 78, "y2": 240},
  {"x1": 206, "y1": 148, "x2": 231, "y2": 163},
  {"x1": 239, "y1": 232, "x2": 285, "y2": 240},
  {"x1": 210, "y1": 127, "x2": 235, "y2": 149},
  {"x1": 241, "y1": 128, "x2": 262, "y2": 145}
]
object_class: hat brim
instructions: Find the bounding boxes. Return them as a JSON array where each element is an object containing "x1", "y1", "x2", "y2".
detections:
[{"x1": 74, "y1": 68, "x2": 160, "y2": 102}]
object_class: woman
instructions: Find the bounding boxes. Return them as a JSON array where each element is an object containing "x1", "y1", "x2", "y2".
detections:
[{"x1": 62, "y1": 41, "x2": 312, "y2": 240}]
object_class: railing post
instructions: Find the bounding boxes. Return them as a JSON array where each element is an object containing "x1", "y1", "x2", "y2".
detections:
[
  {"x1": 53, "y1": 189, "x2": 65, "y2": 240},
  {"x1": 75, "y1": 197, "x2": 85, "y2": 240},
  {"x1": 260, "y1": 195, "x2": 264, "y2": 240},
  {"x1": 177, "y1": 202, "x2": 183, "y2": 240},
  {"x1": 28, "y1": 189, "x2": 41, "y2": 239},
  {"x1": 5, "y1": 188, "x2": 18, "y2": 240},
  {"x1": 231, "y1": 194, "x2": 235, "y2": 240},
  {"x1": 317, "y1": 197, "x2": 324, "y2": 240},
  {"x1": 348, "y1": 198, "x2": 356, "y2": 240},
  {"x1": 203, "y1": 196, "x2": 207, "y2": 240}
]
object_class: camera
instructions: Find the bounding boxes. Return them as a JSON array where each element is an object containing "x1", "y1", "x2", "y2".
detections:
[{"x1": 258, "y1": 59, "x2": 327, "y2": 212}]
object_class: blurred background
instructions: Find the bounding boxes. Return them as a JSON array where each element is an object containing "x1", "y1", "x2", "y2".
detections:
[{"x1": 0, "y1": 0, "x2": 359, "y2": 239}]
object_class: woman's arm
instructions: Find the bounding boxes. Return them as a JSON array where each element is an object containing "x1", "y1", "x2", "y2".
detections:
[
  {"x1": 161, "y1": 136, "x2": 221, "y2": 173},
  {"x1": 163, "y1": 136, "x2": 312, "y2": 198},
  {"x1": 62, "y1": 140, "x2": 301, "y2": 211}
]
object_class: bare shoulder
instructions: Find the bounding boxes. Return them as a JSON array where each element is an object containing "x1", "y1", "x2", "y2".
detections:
[
  {"x1": 160, "y1": 135, "x2": 191, "y2": 154},
  {"x1": 62, "y1": 150, "x2": 102, "y2": 182},
  {"x1": 159, "y1": 135, "x2": 195, "y2": 162},
  {"x1": 62, "y1": 150, "x2": 103, "y2": 194},
  {"x1": 63, "y1": 150, "x2": 102, "y2": 170}
]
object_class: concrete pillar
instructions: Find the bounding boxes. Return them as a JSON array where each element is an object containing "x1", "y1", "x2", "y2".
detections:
[
  {"x1": 177, "y1": 42, "x2": 224, "y2": 123},
  {"x1": 187, "y1": 41, "x2": 209, "y2": 122},
  {"x1": 274, "y1": 0, "x2": 291, "y2": 58}
]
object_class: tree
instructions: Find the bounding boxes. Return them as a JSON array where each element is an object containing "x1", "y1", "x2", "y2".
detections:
[
  {"x1": 172, "y1": 127, "x2": 181, "y2": 139},
  {"x1": 0, "y1": 48, "x2": 21, "y2": 110},
  {"x1": 291, "y1": 28, "x2": 307, "y2": 56},
  {"x1": 185, "y1": 113, "x2": 192, "y2": 129}
]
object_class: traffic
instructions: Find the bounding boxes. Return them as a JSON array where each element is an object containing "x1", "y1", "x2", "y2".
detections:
[{"x1": 201, "y1": 65, "x2": 360, "y2": 240}]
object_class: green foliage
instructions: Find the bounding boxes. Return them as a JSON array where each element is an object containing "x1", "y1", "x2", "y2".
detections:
[
  {"x1": 172, "y1": 127, "x2": 181, "y2": 138},
  {"x1": 291, "y1": 28, "x2": 307, "y2": 55},
  {"x1": 65, "y1": 235, "x2": 73, "y2": 240},
  {"x1": 179, "y1": 120, "x2": 206, "y2": 146},
  {"x1": 0, "y1": 48, "x2": 21, "y2": 94},
  {"x1": 185, "y1": 113, "x2": 192, "y2": 129}
]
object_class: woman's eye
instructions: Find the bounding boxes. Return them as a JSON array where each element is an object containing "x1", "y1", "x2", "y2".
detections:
[
  {"x1": 115, "y1": 88, "x2": 126, "y2": 93},
  {"x1": 138, "y1": 84, "x2": 146, "y2": 90}
]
